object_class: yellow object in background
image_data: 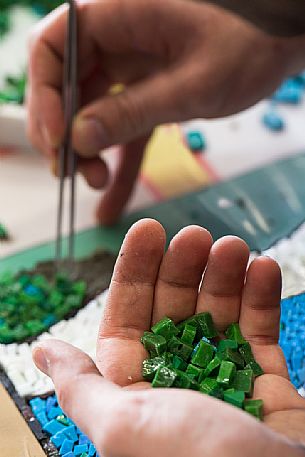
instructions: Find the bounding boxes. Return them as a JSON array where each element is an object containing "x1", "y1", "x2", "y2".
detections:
[
  {"x1": 108, "y1": 83, "x2": 125, "y2": 95},
  {"x1": 142, "y1": 124, "x2": 213, "y2": 199}
]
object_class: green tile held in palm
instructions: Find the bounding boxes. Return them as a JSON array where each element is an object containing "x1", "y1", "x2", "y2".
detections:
[
  {"x1": 244, "y1": 399, "x2": 264, "y2": 420},
  {"x1": 239, "y1": 342, "x2": 255, "y2": 364},
  {"x1": 151, "y1": 317, "x2": 179, "y2": 340},
  {"x1": 141, "y1": 314, "x2": 264, "y2": 419},
  {"x1": 217, "y1": 361, "x2": 236, "y2": 386},
  {"x1": 225, "y1": 323, "x2": 246, "y2": 345}
]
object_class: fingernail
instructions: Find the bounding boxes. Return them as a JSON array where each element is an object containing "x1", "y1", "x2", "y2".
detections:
[
  {"x1": 74, "y1": 117, "x2": 107, "y2": 155},
  {"x1": 33, "y1": 347, "x2": 50, "y2": 375}
]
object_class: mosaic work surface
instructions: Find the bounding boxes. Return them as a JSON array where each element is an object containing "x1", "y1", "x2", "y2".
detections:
[
  {"x1": 0, "y1": 272, "x2": 87, "y2": 344},
  {"x1": 0, "y1": 251, "x2": 115, "y2": 397},
  {"x1": 2, "y1": 218, "x2": 305, "y2": 455},
  {"x1": 30, "y1": 395, "x2": 99, "y2": 457},
  {"x1": 0, "y1": 263, "x2": 305, "y2": 455},
  {"x1": 0, "y1": 252, "x2": 115, "y2": 457},
  {"x1": 0, "y1": 294, "x2": 106, "y2": 396},
  {"x1": 280, "y1": 293, "x2": 305, "y2": 389},
  {"x1": 256, "y1": 221, "x2": 305, "y2": 298},
  {"x1": 0, "y1": 251, "x2": 115, "y2": 344}
]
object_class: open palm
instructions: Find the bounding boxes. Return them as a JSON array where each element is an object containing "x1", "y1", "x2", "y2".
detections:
[{"x1": 97, "y1": 218, "x2": 305, "y2": 443}]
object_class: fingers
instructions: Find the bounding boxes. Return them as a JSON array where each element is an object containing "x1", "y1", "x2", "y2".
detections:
[
  {"x1": 196, "y1": 236, "x2": 250, "y2": 332},
  {"x1": 27, "y1": 1, "x2": 102, "y2": 153},
  {"x1": 49, "y1": 154, "x2": 109, "y2": 189},
  {"x1": 33, "y1": 340, "x2": 156, "y2": 457},
  {"x1": 28, "y1": 0, "x2": 206, "y2": 156},
  {"x1": 96, "y1": 135, "x2": 148, "y2": 225},
  {"x1": 240, "y1": 257, "x2": 289, "y2": 378},
  {"x1": 97, "y1": 219, "x2": 166, "y2": 385},
  {"x1": 240, "y1": 257, "x2": 281, "y2": 343},
  {"x1": 78, "y1": 156, "x2": 109, "y2": 190},
  {"x1": 32, "y1": 340, "x2": 165, "y2": 457},
  {"x1": 28, "y1": 23, "x2": 66, "y2": 150},
  {"x1": 264, "y1": 409, "x2": 305, "y2": 445},
  {"x1": 72, "y1": 62, "x2": 198, "y2": 156},
  {"x1": 152, "y1": 226, "x2": 213, "y2": 324},
  {"x1": 32, "y1": 340, "x2": 120, "y2": 446},
  {"x1": 32, "y1": 340, "x2": 247, "y2": 457},
  {"x1": 254, "y1": 375, "x2": 305, "y2": 416}
]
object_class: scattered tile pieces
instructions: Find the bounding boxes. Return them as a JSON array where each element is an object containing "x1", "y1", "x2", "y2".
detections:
[
  {"x1": 0, "y1": 222, "x2": 9, "y2": 240},
  {"x1": 185, "y1": 130, "x2": 206, "y2": 152},
  {"x1": 261, "y1": 72, "x2": 305, "y2": 132},
  {"x1": 262, "y1": 110, "x2": 285, "y2": 132}
]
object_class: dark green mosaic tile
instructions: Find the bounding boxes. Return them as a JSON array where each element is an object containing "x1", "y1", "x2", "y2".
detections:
[
  {"x1": 0, "y1": 251, "x2": 116, "y2": 344},
  {"x1": 141, "y1": 314, "x2": 264, "y2": 419}
]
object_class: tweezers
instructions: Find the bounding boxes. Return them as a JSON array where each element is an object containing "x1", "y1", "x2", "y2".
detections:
[{"x1": 55, "y1": 0, "x2": 78, "y2": 265}]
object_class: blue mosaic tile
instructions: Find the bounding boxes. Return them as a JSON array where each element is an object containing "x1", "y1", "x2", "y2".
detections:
[
  {"x1": 262, "y1": 71, "x2": 305, "y2": 133},
  {"x1": 30, "y1": 395, "x2": 99, "y2": 457},
  {"x1": 280, "y1": 292, "x2": 305, "y2": 389},
  {"x1": 28, "y1": 290, "x2": 305, "y2": 456},
  {"x1": 185, "y1": 130, "x2": 207, "y2": 152}
]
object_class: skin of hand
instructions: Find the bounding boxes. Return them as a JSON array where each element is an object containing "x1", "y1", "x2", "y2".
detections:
[
  {"x1": 33, "y1": 219, "x2": 305, "y2": 457},
  {"x1": 27, "y1": 0, "x2": 305, "y2": 225}
]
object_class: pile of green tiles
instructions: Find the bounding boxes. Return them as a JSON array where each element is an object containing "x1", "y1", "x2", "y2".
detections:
[
  {"x1": 0, "y1": 74, "x2": 26, "y2": 104},
  {"x1": 0, "y1": 271, "x2": 86, "y2": 343},
  {"x1": 141, "y1": 313, "x2": 264, "y2": 420},
  {"x1": 0, "y1": 0, "x2": 64, "y2": 103},
  {"x1": 0, "y1": 11, "x2": 9, "y2": 37},
  {"x1": 0, "y1": 0, "x2": 64, "y2": 16},
  {"x1": 0, "y1": 223, "x2": 9, "y2": 240},
  {"x1": 0, "y1": 1, "x2": 64, "y2": 39}
]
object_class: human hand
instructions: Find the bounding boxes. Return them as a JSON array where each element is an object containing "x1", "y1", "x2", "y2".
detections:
[
  {"x1": 27, "y1": 0, "x2": 305, "y2": 224},
  {"x1": 33, "y1": 219, "x2": 305, "y2": 456}
]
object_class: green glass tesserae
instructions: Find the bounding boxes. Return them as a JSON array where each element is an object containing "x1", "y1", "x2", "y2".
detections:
[
  {"x1": 141, "y1": 314, "x2": 264, "y2": 420},
  {"x1": 0, "y1": 223, "x2": 9, "y2": 240},
  {"x1": 0, "y1": 11, "x2": 9, "y2": 37},
  {"x1": 0, "y1": 73, "x2": 26, "y2": 105},
  {"x1": 0, "y1": 1, "x2": 64, "y2": 44},
  {"x1": 0, "y1": 1, "x2": 64, "y2": 102},
  {"x1": 0, "y1": 271, "x2": 86, "y2": 343}
]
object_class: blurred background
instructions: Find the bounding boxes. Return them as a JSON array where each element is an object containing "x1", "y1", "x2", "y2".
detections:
[{"x1": 1, "y1": 2, "x2": 305, "y2": 296}]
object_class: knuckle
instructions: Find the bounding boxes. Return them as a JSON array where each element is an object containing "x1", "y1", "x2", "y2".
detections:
[{"x1": 106, "y1": 91, "x2": 145, "y2": 140}]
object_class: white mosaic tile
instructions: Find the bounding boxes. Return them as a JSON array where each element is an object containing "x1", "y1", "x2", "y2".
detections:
[
  {"x1": 2, "y1": 222, "x2": 305, "y2": 396},
  {"x1": 260, "y1": 223, "x2": 305, "y2": 298},
  {"x1": 0, "y1": 291, "x2": 108, "y2": 396}
]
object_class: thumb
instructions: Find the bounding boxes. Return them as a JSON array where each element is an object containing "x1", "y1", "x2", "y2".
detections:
[
  {"x1": 72, "y1": 66, "x2": 194, "y2": 157},
  {"x1": 32, "y1": 339, "x2": 120, "y2": 447},
  {"x1": 32, "y1": 340, "x2": 159, "y2": 457}
]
